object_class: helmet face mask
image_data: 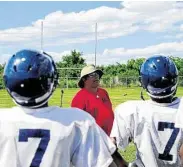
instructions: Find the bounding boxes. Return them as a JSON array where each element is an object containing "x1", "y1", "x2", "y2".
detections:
[
  {"x1": 3, "y1": 50, "x2": 59, "y2": 108},
  {"x1": 140, "y1": 55, "x2": 178, "y2": 100}
]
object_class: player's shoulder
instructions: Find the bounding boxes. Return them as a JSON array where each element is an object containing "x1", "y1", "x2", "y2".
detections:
[
  {"x1": 48, "y1": 106, "x2": 96, "y2": 125},
  {"x1": 0, "y1": 108, "x2": 12, "y2": 112},
  {"x1": 0, "y1": 107, "x2": 24, "y2": 120},
  {"x1": 12, "y1": 106, "x2": 95, "y2": 125},
  {"x1": 175, "y1": 97, "x2": 183, "y2": 128},
  {"x1": 62, "y1": 107, "x2": 95, "y2": 120},
  {"x1": 115, "y1": 100, "x2": 143, "y2": 110},
  {"x1": 0, "y1": 107, "x2": 17, "y2": 114},
  {"x1": 115, "y1": 100, "x2": 144, "y2": 117}
]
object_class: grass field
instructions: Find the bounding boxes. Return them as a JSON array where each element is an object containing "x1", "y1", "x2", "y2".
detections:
[{"x1": 1, "y1": 86, "x2": 183, "y2": 162}]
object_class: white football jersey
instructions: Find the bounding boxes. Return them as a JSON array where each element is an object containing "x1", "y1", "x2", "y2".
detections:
[
  {"x1": 0, "y1": 106, "x2": 116, "y2": 167},
  {"x1": 175, "y1": 98, "x2": 183, "y2": 129},
  {"x1": 110, "y1": 98, "x2": 183, "y2": 167}
]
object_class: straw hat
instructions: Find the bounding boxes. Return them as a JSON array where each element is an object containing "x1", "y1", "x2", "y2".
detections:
[{"x1": 78, "y1": 64, "x2": 103, "y2": 88}]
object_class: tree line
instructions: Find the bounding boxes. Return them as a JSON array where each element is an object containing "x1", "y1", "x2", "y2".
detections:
[
  {"x1": 1, "y1": 50, "x2": 183, "y2": 89},
  {"x1": 56, "y1": 50, "x2": 183, "y2": 78}
]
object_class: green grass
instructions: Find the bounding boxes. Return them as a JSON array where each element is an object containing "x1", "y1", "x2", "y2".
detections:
[
  {"x1": 2, "y1": 86, "x2": 183, "y2": 108},
  {"x1": 1, "y1": 86, "x2": 183, "y2": 162}
]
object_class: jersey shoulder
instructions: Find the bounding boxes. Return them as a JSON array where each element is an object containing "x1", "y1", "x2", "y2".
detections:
[
  {"x1": 1, "y1": 106, "x2": 96, "y2": 128},
  {"x1": 35, "y1": 106, "x2": 96, "y2": 128},
  {"x1": 115, "y1": 100, "x2": 144, "y2": 117},
  {"x1": 0, "y1": 108, "x2": 12, "y2": 112},
  {"x1": 175, "y1": 97, "x2": 183, "y2": 128},
  {"x1": 0, "y1": 107, "x2": 21, "y2": 119},
  {"x1": 58, "y1": 107, "x2": 95, "y2": 122}
]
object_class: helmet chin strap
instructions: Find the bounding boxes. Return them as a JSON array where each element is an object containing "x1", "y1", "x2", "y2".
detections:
[
  {"x1": 146, "y1": 88, "x2": 176, "y2": 99},
  {"x1": 14, "y1": 95, "x2": 51, "y2": 109},
  {"x1": 140, "y1": 87, "x2": 176, "y2": 102}
]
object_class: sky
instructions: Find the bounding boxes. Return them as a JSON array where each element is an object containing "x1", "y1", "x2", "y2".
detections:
[{"x1": 0, "y1": 1, "x2": 183, "y2": 65}]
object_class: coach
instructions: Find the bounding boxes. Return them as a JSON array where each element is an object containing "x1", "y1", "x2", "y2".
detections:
[{"x1": 71, "y1": 64, "x2": 114, "y2": 136}]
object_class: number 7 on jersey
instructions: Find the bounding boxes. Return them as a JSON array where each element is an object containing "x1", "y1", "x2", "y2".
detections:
[
  {"x1": 19, "y1": 129, "x2": 50, "y2": 167},
  {"x1": 158, "y1": 122, "x2": 180, "y2": 161}
]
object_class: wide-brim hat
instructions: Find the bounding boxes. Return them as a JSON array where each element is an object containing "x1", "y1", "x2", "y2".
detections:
[{"x1": 78, "y1": 64, "x2": 103, "y2": 88}]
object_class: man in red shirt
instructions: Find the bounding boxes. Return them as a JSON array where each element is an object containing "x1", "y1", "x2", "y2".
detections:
[{"x1": 71, "y1": 64, "x2": 114, "y2": 136}]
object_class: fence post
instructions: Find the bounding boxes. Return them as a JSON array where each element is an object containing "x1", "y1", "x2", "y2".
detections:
[
  {"x1": 110, "y1": 77, "x2": 112, "y2": 88},
  {"x1": 66, "y1": 76, "x2": 68, "y2": 89}
]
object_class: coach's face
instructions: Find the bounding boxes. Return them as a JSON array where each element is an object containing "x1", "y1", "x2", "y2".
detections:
[{"x1": 84, "y1": 72, "x2": 100, "y2": 88}]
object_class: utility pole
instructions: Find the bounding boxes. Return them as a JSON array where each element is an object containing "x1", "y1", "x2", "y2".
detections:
[
  {"x1": 94, "y1": 23, "x2": 97, "y2": 66},
  {"x1": 41, "y1": 21, "x2": 43, "y2": 51}
]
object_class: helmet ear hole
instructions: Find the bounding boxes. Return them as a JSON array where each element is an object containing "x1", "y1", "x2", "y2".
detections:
[{"x1": 3, "y1": 49, "x2": 58, "y2": 108}]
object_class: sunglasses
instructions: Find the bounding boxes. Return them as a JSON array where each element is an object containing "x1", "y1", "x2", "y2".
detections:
[{"x1": 88, "y1": 72, "x2": 100, "y2": 78}]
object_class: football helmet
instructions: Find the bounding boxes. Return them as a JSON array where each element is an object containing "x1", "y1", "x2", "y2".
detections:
[
  {"x1": 140, "y1": 55, "x2": 178, "y2": 99},
  {"x1": 3, "y1": 49, "x2": 59, "y2": 108}
]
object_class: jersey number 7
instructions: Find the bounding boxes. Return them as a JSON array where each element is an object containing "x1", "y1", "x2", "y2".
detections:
[
  {"x1": 19, "y1": 129, "x2": 50, "y2": 167},
  {"x1": 158, "y1": 122, "x2": 180, "y2": 161}
]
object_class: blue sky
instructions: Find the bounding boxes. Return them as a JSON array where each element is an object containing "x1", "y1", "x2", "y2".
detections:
[
  {"x1": 0, "y1": 1, "x2": 183, "y2": 65},
  {"x1": 0, "y1": 2, "x2": 120, "y2": 29}
]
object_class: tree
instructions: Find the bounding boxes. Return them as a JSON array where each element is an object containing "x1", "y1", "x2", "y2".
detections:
[
  {"x1": 56, "y1": 50, "x2": 86, "y2": 78},
  {"x1": 0, "y1": 64, "x2": 5, "y2": 89},
  {"x1": 170, "y1": 56, "x2": 183, "y2": 76}
]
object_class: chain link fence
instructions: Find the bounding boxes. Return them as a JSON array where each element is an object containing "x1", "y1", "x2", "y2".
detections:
[
  {"x1": 57, "y1": 76, "x2": 141, "y2": 88},
  {"x1": 1, "y1": 75, "x2": 183, "y2": 90},
  {"x1": 58, "y1": 76, "x2": 183, "y2": 89},
  {"x1": 0, "y1": 76, "x2": 183, "y2": 108},
  {"x1": 0, "y1": 76, "x2": 140, "y2": 90}
]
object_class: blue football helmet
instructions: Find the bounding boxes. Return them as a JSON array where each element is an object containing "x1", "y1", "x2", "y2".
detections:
[
  {"x1": 140, "y1": 55, "x2": 178, "y2": 99},
  {"x1": 3, "y1": 49, "x2": 59, "y2": 108}
]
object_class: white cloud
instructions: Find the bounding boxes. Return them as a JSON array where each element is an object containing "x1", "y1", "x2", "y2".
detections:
[
  {"x1": 83, "y1": 41, "x2": 183, "y2": 65},
  {"x1": 180, "y1": 24, "x2": 183, "y2": 31},
  {"x1": 1, "y1": 41, "x2": 183, "y2": 66},
  {"x1": 176, "y1": 33, "x2": 183, "y2": 39},
  {"x1": 0, "y1": 54, "x2": 11, "y2": 65},
  {"x1": 122, "y1": 1, "x2": 177, "y2": 14},
  {"x1": 47, "y1": 50, "x2": 72, "y2": 62},
  {"x1": 0, "y1": 2, "x2": 183, "y2": 48},
  {"x1": 0, "y1": 50, "x2": 74, "y2": 65},
  {"x1": 1, "y1": 2, "x2": 183, "y2": 66}
]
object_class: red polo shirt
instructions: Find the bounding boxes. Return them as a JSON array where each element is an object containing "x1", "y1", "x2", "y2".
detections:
[{"x1": 71, "y1": 88, "x2": 114, "y2": 136}]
